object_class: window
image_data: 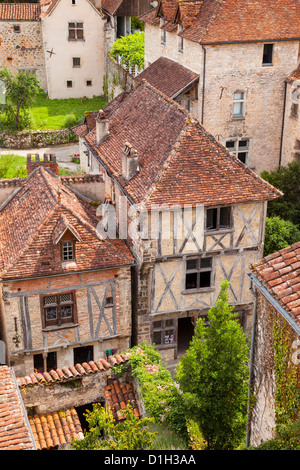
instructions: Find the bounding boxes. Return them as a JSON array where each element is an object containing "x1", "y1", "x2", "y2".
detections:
[
  {"x1": 233, "y1": 91, "x2": 245, "y2": 118},
  {"x1": 6, "y1": 57, "x2": 12, "y2": 62},
  {"x1": 226, "y1": 139, "x2": 249, "y2": 164},
  {"x1": 178, "y1": 23, "x2": 184, "y2": 52},
  {"x1": 185, "y1": 257, "x2": 213, "y2": 290},
  {"x1": 262, "y1": 43, "x2": 273, "y2": 65},
  {"x1": 34, "y1": 352, "x2": 57, "y2": 373},
  {"x1": 206, "y1": 206, "x2": 231, "y2": 231},
  {"x1": 86, "y1": 79, "x2": 92, "y2": 87},
  {"x1": 67, "y1": 80, "x2": 73, "y2": 88},
  {"x1": 72, "y1": 57, "x2": 81, "y2": 67},
  {"x1": 74, "y1": 346, "x2": 93, "y2": 364},
  {"x1": 105, "y1": 296, "x2": 113, "y2": 307},
  {"x1": 152, "y1": 319, "x2": 175, "y2": 347},
  {"x1": 62, "y1": 241, "x2": 74, "y2": 261},
  {"x1": 68, "y1": 22, "x2": 84, "y2": 40},
  {"x1": 42, "y1": 292, "x2": 75, "y2": 328},
  {"x1": 72, "y1": 0, "x2": 76, "y2": 4},
  {"x1": 13, "y1": 25, "x2": 20, "y2": 33}
]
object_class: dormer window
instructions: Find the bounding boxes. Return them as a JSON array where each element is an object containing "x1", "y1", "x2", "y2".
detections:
[{"x1": 62, "y1": 241, "x2": 74, "y2": 261}]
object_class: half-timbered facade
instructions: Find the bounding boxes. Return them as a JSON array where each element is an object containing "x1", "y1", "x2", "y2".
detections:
[
  {"x1": 73, "y1": 80, "x2": 282, "y2": 361},
  {"x1": 0, "y1": 157, "x2": 134, "y2": 377}
]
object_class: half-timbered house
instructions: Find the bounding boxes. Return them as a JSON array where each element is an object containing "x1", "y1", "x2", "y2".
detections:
[
  {"x1": 0, "y1": 156, "x2": 134, "y2": 377},
  {"x1": 73, "y1": 79, "x2": 282, "y2": 362}
]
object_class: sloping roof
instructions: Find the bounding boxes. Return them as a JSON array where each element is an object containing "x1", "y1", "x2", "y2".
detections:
[
  {"x1": 104, "y1": 379, "x2": 140, "y2": 421},
  {"x1": 101, "y1": 0, "x2": 123, "y2": 15},
  {"x1": 0, "y1": 366, "x2": 35, "y2": 450},
  {"x1": 142, "y1": 0, "x2": 300, "y2": 44},
  {"x1": 0, "y1": 166, "x2": 134, "y2": 280},
  {"x1": 287, "y1": 64, "x2": 300, "y2": 84},
  {"x1": 135, "y1": 57, "x2": 199, "y2": 99},
  {"x1": 84, "y1": 80, "x2": 282, "y2": 207},
  {"x1": 0, "y1": 3, "x2": 41, "y2": 21},
  {"x1": 252, "y1": 241, "x2": 300, "y2": 327},
  {"x1": 28, "y1": 408, "x2": 84, "y2": 450}
]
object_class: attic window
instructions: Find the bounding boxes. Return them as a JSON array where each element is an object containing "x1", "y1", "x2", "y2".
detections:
[
  {"x1": 206, "y1": 206, "x2": 232, "y2": 231},
  {"x1": 62, "y1": 241, "x2": 74, "y2": 261}
]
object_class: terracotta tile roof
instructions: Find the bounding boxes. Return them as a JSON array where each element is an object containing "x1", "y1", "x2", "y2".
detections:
[
  {"x1": 287, "y1": 64, "x2": 300, "y2": 84},
  {"x1": 101, "y1": 0, "x2": 123, "y2": 15},
  {"x1": 0, "y1": 166, "x2": 134, "y2": 280},
  {"x1": 0, "y1": 366, "x2": 35, "y2": 450},
  {"x1": 104, "y1": 379, "x2": 140, "y2": 421},
  {"x1": 135, "y1": 57, "x2": 199, "y2": 99},
  {"x1": 16, "y1": 353, "x2": 131, "y2": 388},
  {"x1": 84, "y1": 80, "x2": 282, "y2": 207},
  {"x1": 252, "y1": 242, "x2": 300, "y2": 327},
  {"x1": 0, "y1": 3, "x2": 41, "y2": 21},
  {"x1": 28, "y1": 408, "x2": 84, "y2": 449},
  {"x1": 142, "y1": 0, "x2": 300, "y2": 44}
]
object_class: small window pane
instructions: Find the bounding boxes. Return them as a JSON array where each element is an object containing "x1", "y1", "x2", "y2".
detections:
[
  {"x1": 153, "y1": 321, "x2": 162, "y2": 329},
  {"x1": 45, "y1": 307, "x2": 57, "y2": 320},
  {"x1": 233, "y1": 92, "x2": 244, "y2": 100},
  {"x1": 60, "y1": 293, "x2": 72, "y2": 303},
  {"x1": 186, "y1": 259, "x2": 197, "y2": 271},
  {"x1": 165, "y1": 319, "x2": 174, "y2": 327},
  {"x1": 186, "y1": 272, "x2": 198, "y2": 290},
  {"x1": 206, "y1": 208, "x2": 217, "y2": 230},
  {"x1": 233, "y1": 102, "x2": 243, "y2": 116},
  {"x1": 226, "y1": 141, "x2": 236, "y2": 149},
  {"x1": 219, "y1": 207, "x2": 231, "y2": 228},
  {"x1": 153, "y1": 331, "x2": 162, "y2": 345},
  {"x1": 200, "y1": 257, "x2": 212, "y2": 269},
  {"x1": 61, "y1": 304, "x2": 73, "y2": 318},
  {"x1": 44, "y1": 295, "x2": 57, "y2": 305},
  {"x1": 200, "y1": 271, "x2": 211, "y2": 288},
  {"x1": 238, "y1": 140, "x2": 248, "y2": 149},
  {"x1": 238, "y1": 152, "x2": 247, "y2": 164}
]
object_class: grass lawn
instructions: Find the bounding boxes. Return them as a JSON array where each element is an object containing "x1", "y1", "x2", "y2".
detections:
[
  {"x1": 0, "y1": 93, "x2": 108, "y2": 131},
  {"x1": 0, "y1": 154, "x2": 80, "y2": 178},
  {"x1": 147, "y1": 424, "x2": 189, "y2": 450}
]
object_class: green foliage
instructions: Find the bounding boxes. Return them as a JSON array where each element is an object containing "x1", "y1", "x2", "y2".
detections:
[
  {"x1": 175, "y1": 280, "x2": 249, "y2": 450},
  {"x1": 250, "y1": 419, "x2": 300, "y2": 450},
  {"x1": 110, "y1": 31, "x2": 144, "y2": 69},
  {"x1": 71, "y1": 403, "x2": 155, "y2": 450},
  {"x1": 264, "y1": 216, "x2": 300, "y2": 256},
  {"x1": 113, "y1": 342, "x2": 188, "y2": 440},
  {"x1": 147, "y1": 424, "x2": 189, "y2": 450},
  {"x1": 131, "y1": 16, "x2": 144, "y2": 32},
  {"x1": 0, "y1": 68, "x2": 41, "y2": 130},
  {"x1": 261, "y1": 161, "x2": 300, "y2": 229},
  {"x1": 0, "y1": 154, "x2": 27, "y2": 178}
]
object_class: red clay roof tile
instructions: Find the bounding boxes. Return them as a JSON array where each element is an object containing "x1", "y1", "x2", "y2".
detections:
[{"x1": 0, "y1": 3, "x2": 41, "y2": 20}]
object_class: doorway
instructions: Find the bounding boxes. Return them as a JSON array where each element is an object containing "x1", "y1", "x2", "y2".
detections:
[{"x1": 177, "y1": 317, "x2": 195, "y2": 356}]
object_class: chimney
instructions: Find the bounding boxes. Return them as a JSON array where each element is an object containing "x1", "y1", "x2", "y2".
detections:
[
  {"x1": 26, "y1": 153, "x2": 59, "y2": 176},
  {"x1": 96, "y1": 110, "x2": 109, "y2": 146},
  {"x1": 122, "y1": 142, "x2": 139, "y2": 180}
]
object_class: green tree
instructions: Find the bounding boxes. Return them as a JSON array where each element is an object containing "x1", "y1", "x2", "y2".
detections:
[
  {"x1": 175, "y1": 280, "x2": 249, "y2": 450},
  {"x1": 110, "y1": 31, "x2": 144, "y2": 70},
  {"x1": 71, "y1": 403, "x2": 155, "y2": 450},
  {"x1": 263, "y1": 216, "x2": 300, "y2": 256},
  {"x1": 261, "y1": 162, "x2": 300, "y2": 229},
  {"x1": 0, "y1": 68, "x2": 41, "y2": 130}
]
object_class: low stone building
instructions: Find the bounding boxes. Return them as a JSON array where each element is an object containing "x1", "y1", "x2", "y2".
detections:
[
  {"x1": 248, "y1": 242, "x2": 300, "y2": 447},
  {"x1": 0, "y1": 155, "x2": 134, "y2": 377},
  {"x1": 0, "y1": 3, "x2": 47, "y2": 88},
  {"x1": 73, "y1": 79, "x2": 282, "y2": 362},
  {"x1": 139, "y1": 0, "x2": 300, "y2": 174}
]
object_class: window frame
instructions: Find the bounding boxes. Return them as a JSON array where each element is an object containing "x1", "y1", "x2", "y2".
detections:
[
  {"x1": 160, "y1": 18, "x2": 166, "y2": 45},
  {"x1": 152, "y1": 318, "x2": 176, "y2": 349},
  {"x1": 41, "y1": 291, "x2": 77, "y2": 329},
  {"x1": 178, "y1": 23, "x2": 184, "y2": 52},
  {"x1": 68, "y1": 22, "x2": 84, "y2": 41},
  {"x1": 66, "y1": 80, "x2": 73, "y2": 88},
  {"x1": 232, "y1": 91, "x2": 245, "y2": 118},
  {"x1": 72, "y1": 57, "x2": 81, "y2": 68},
  {"x1": 184, "y1": 256, "x2": 214, "y2": 292},
  {"x1": 225, "y1": 138, "x2": 249, "y2": 164},
  {"x1": 262, "y1": 43, "x2": 273, "y2": 66},
  {"x1": 13, "y1": 25, "x2": 20, "y2": 33},
  {"x1": 61, "y1": 240, "x2": 75, "y2": 261}
]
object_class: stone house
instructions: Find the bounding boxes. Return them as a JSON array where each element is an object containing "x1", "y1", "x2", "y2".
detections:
[
  {"x1": 0, "y1": 155, "x2": 134, "y2": 378},
  {"x1": 0, "y1": 3, "x2": 47, "y2": 88},
  {"x1": 73, "y1": 79, "x2": 282, "y2": 362},
  {"x1": 247, "y1": 242, "x2": 300, "y2": 447},
  {"x1": 139, "y1": 0, "x2": 300, "y2": 175}
]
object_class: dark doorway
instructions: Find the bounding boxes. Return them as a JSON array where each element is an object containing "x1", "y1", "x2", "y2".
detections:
[
  {"x1": 73, "y1": 345, "x2": 94, "y2": 365},
  {"x1": 75, "y1": 402, "x2": 102, "y2": 433},
  {"x1": 33, "y1": 351, "x2": 57, "y2": 373},
  {"x1": 177, "y1": 317, "x2": 195, "y2": 356}
]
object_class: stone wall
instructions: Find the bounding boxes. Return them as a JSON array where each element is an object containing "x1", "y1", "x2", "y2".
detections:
[
  {"x1": 0, "y1": 20, "x2": 47, "y2": 89},
  {"x1": 0, "y1": 128, "x2": 78, "y2": 149}
]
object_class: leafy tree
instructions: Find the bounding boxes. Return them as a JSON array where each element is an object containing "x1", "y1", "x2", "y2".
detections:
[
  {"x1": 0, "y1": 68, "x2": 41, "y2": 130},
  {"x1": 263, "y1": 216, "x2": 300, "y2": 256},
  {"x1": 175, "y1": 280, "x2": 249, "y2": 450},
  {"x1": 71, "y1": 402, "x2": 155, "y2": 450},
  {"x1": 261, "y1": 162, "x2": 300, "y2": 229},
  {"x1": 110, "y1": 31, "x2": 144, "y2": 71}
]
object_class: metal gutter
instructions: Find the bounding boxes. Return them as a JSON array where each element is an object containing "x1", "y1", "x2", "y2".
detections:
[{"x1": 279, "y1": 80, "x2": 287, "y2": 167}]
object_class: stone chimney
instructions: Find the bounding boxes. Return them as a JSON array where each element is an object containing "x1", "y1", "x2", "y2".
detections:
[
  {"x1": 96, "y1": 110, "x2": 109, "y2": 146},
  {"x1": 122, "y1": 142, "x2": 139, "y2": 180},
  {"x1": 26, "y1": 153, "x2": 59, "y2": 176}
]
